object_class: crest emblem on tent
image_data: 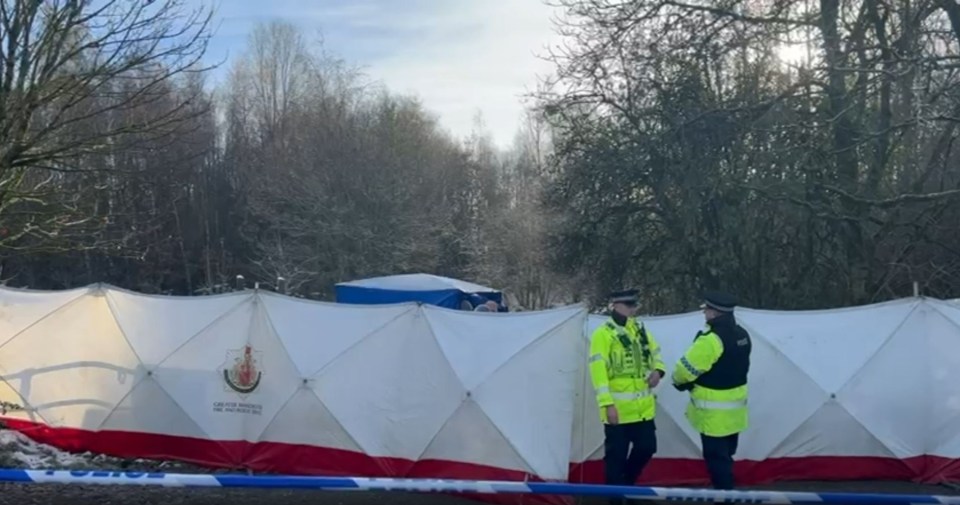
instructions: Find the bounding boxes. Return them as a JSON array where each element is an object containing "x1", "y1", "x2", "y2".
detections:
[{"x1": 220, "y1": 345, "x2": 262, "y2": 395}]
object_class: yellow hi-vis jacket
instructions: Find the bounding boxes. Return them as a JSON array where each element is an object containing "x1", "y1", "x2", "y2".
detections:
[
  {"x1": 589, "y1": 317, "x2": 666, "y2": 424},
  {"x1": 671, "y1": 321, "x2": 750, "y2": 437}
]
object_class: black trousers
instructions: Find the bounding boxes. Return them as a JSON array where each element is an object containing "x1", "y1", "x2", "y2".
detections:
[
  {"x1": 701, "y1": 432, "x2": 739, "y2": 490},
  {"x1": 603, "y1": 419, "x2": 657, "y2": 504}
]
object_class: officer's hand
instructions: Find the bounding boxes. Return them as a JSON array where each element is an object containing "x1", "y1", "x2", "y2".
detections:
[
  {"x1": 672, "y1": 382, "x2": 691, "y2": 391},
  {"x1": 605, "y1": 405, "x2": 619, "y2": 425},
  {"x1": 646, "y1": 371, "x2": 661, "y2": 388}
]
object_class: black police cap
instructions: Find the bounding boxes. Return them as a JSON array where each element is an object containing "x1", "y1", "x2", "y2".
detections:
[
  {"x1": 608, "y1": 289, "x2": 639, "y2": 304},
  {"x1": 701, "y1": 290, "x2": 737, "y2": 312}
]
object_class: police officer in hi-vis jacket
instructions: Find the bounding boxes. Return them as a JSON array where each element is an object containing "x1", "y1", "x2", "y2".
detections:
[
  {"x1": 589, "y1": 289, "x2": 666, "y2": 505},
  {"x1": 672, "y1": 290, "x2": 752, "y2": 491}
]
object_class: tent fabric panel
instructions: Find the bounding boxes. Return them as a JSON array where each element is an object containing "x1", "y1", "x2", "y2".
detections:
[
  {"x1": 424, "y1": 304, "x2": 584, "y2": 390},
  {"x1": 104, "y1": 289, "x2": 249, "y2": 365},
  {"x1": 764, "y1": 401, "x2": 903, "y2": 459},
  {"x1": 417, "y1": 399, "x2": 534, "y2": 475},
  {"x1": 261, "y1": 293, "x2": 415, "y2": 377},
  {"x1": 0, "y1": 285, "x2": 89, "y2": 347},
  {"x1": 730, "y1": 333, "x2": 829, "y2": 461},
  {"x1": 239, "y1": 301, "x2": 304, "y2": 442},
  {"x1": 470, "y1": 312, "x2": 585, "y2": 480},
  {"x1": 833, "y1": 305, "x2": 931, "y2": 459},
  {"x1": 736, "y1": 299, "x2": 918, "y2": 394},
  {"x1": 310, "y1": 310, "x2": 465, "y2": 463},
  {"x1": 0, "y1": 293, "x2": 141, "y2": 430},
  {"x1": 98, "y1": 376, "x2": 211, "y2": 440},
  {"x1": 150, "y1": 298, "x2": 257, "y2": 441},
  {"x1": 256, "y1": 388, "x2": 364, "y2": 452},
  {"x1": 923, "y1": 305, "x2": 960, "y2": 456}
]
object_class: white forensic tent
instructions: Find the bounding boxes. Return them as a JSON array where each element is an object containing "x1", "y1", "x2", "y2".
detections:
[
  {"x1": 572, "y1": 297, "x2": 960, "y2": 484},
  {"x1": 1, "y1": 284, "x2": 959, "y2": 486},
  {"x1": 0, "y1": 284, "x2": 585, "y2": 482}
]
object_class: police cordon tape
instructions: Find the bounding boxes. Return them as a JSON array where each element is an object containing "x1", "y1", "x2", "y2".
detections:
[{"x1": 0, "y1": 469, "x2": 958, "y2": 504}]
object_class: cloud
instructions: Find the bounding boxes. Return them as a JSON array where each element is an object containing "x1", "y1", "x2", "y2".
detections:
[
  {"x1": 192, "y1": 0, "x2": 565, "y2": 150},
  {"x1": 362, "y1": 0, "x2": 563, "y2": 148}
]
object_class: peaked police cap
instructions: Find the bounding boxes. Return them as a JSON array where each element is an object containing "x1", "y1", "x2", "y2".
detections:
[
  {"x1": 608, "y1": 289, "x2": 639, "y2": 304},
  {"x1": 701, "y1": 290, "x2": 737, "y2": 312}
]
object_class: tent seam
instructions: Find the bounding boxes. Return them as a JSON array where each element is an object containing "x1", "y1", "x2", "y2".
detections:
[
  {"x1": 0, "y1": 286, "x2": 106, "y2": 426},
  {"x1": 759, "y1": 396, "x2": 831, "y2": 459},
  {"x1": 470, "y1": 312, "x2": 586, "y2": 479},
  {"x1": 92, "y1": 373, "x2": 148, "y2": 432},
  {"x1": 926, "y1": 300, "x2": 960, "y2": 334},
  {"x1": 305, "y1": 387, "x2": 395, "y2": 476},
  {"x1": 152, "y1": 295, "x2": 253, "y2": 368},
  {"x1": 832, "y1": 302, "x2": 923, "y2": 460},
  {"x1": 0, "y1": 287, "x2": 89, "y2": 351},
  {"x1": 408, "y1": 398, "x2": 467, "y2": 463},
  {"x1": 418, "y1": 307, "x2": 471, "y2": 393},
  {"x1": 416, "y1": 306, "x2": 584, "y2": 480},
  {"x1": 736, "y1": 301, "x2": 920, "y2": 462},
  {"x1": 472, "y1": 397, "x2": 538, "y2": 477},
  {"x1": 0, "y1": 375, "x2": 50, "y2": 426},
  {"x1": 832, "y1": 301, "x2": 921, "y2": 395},
  {"x1": 307, "y1": 305, "x2": 418, "y2": 378},
  {"x1": 254, "y1": 292, "x2": 300, "y2": 378},
  {"x1": 239, "y1": 296, "x2": 261, "y2": 448},
  {"x1": 411, "y1": 310, "x2": 471, "y2": 465},
  {"x1": 834, "y1": 401, "x2": 908, "y2": 461},
  {"x1": 96, "y1": 290, "x2": 243, "y2": 447},
  {"x1": 136, "y1": 376, "x2": 227, "y2": 450},
  {"x1": 470, "y1": 308, "x2": 586, "y2": 390},
  {"x1": 249, "y1": 384, "x2": 301, "y2": 443},
  {"x1": 572, "y1": 319, "x2": 589, "y2": 482},
  {"x1": 737, "y1": 299, "x2": 921, "y2": 400},
  {"x1": 247, "y1": 293, "x2": 316, "y2": 445},
  {"x1": 664, "y1": 401, "x2": 708, "y2": 457},
  {"x1": 736, "y1": 318, "x2": 830, "y2": 399},
  {"x1": 104, "y1": 290, "x2": 146, "y2": 365},
  {"x1": 922, "y1": 300, "x2": 960, "y2": 455},
  {"x1": 728, "y1": 325, "x2": 831, "y2": 460}
]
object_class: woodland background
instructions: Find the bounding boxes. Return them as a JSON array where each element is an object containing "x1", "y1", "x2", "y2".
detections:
[{"x1": 1, "y1": 0, "x2": 959, "y2": 313}]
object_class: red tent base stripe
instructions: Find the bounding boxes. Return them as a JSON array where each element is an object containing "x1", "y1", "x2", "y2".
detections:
[{"x1": 3, "y1": 418, "x2": 957, "y2": 504}]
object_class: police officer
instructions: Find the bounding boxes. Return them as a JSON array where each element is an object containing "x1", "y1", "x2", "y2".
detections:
[
  {"x1": 589, "y1": 289, "x2": 666, "y2": 504},
  {"x1": 671, "y1": 290, "x2": 751, "y2": 492}
]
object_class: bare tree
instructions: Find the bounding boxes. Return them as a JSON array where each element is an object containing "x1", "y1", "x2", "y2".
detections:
[
  {"x1": 536, "y1": 0, "x2": 960, "y2": 310},
  {"x1": 0, "y1": 0, "x2": 215, "y2": 250}
]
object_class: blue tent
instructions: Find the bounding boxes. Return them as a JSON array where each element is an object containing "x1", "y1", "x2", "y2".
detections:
[{"x1": 334, "y1": 273, "x2": 504, "y2": 310}]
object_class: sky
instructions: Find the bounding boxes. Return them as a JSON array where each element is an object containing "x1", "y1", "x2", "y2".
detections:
[{"x1": 190, "y1": 0, "x2": 566, "y2": 150}]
